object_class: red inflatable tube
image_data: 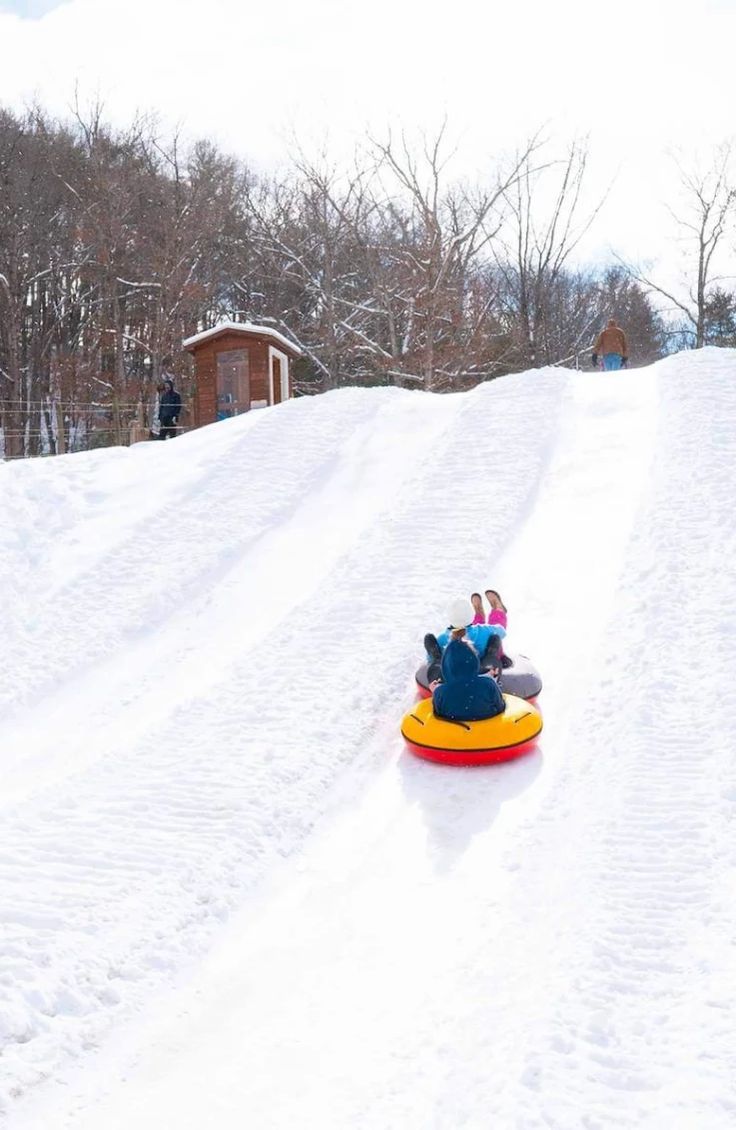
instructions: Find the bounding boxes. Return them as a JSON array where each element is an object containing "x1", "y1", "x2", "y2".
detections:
[{"x1": 403, "y1": 735, "x2": 540, "y2": 767}]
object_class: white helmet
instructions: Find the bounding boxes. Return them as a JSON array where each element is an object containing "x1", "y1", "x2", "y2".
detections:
[{"x1": 447, "y1": 598, "x2": 475, "y2": 630}]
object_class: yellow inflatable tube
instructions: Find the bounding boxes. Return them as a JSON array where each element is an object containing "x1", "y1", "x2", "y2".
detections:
[{"x1": 401, "y1": 694, "x2": 542, "y2": 766}]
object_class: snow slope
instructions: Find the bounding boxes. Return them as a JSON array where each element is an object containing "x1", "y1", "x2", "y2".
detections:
[{"x1": 2, "y1": 351, "x2": 736, "y2": 1129}]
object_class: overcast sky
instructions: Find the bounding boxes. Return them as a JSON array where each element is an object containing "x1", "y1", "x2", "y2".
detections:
[{"x1": 1, "y1": 0, "x2": 736, "y2": 284}]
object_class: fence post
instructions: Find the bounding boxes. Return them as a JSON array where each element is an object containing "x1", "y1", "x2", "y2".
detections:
[{"x1": 55, "y1": 401, "x2": 66, "y2": 455}]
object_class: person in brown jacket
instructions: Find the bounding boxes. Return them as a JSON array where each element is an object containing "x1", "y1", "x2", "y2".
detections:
[{"x1": 592, "y1": 319, "x2": 629, "y2": 371}]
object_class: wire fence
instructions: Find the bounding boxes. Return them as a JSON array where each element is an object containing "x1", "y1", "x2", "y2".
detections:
[{"x1": 0, "y1": 400, "x2": 194, "y2": 460}]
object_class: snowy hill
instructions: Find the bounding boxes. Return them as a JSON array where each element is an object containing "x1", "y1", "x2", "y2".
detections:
[{"x1": 2, "y1": 350, "x2": 736, "y2": 1129}]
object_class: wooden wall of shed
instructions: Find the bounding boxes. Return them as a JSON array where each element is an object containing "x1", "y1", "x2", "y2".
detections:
[
  {"x1": 192, "y1": 332, "x2": 280, "y2": 426},
  {"x1": 250, "y1": 341, "x2": 271, "y2": 402},
  {"x1": 192, "y1": 343, "x2": 216, "y2": 426}
]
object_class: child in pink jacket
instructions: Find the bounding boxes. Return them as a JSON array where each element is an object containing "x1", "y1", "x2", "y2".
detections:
[
  {"x1": 485, "y1": 590, "x2": 508, "y2": 661},
  {"x1": 485, "y1": 589, "x2": 507, "y2": 630}
]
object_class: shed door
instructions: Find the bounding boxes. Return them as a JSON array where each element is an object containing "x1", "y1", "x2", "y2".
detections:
[
  {"x1": 269, "y1": 347, "x2": 290, "y2": 405},
  {"x1": 216, "y1": 349, "x2": 250, "y2": 418},
  {"x1": 272, "y1": 357, "x2": 282, "y2": 405}
]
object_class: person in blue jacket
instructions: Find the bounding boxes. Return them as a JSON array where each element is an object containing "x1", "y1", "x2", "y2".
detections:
[
  {"x1": 425, "y1": 598, "x2": 505, "y2": 683},
  {"x1": 432, "y1": 639, "x2": 506, "y2": 722}
]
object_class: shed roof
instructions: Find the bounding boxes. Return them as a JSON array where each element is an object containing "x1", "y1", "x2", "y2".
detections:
[{"x1": 182, "y1": 321, "x2": 302, "y2": 356}]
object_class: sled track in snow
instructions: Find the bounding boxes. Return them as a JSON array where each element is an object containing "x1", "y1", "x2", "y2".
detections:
[
  {"x1": 0, "y1": 372, "x2": 566, "y2": 1112},
  {"x1": 493, "y1": 353, "x2": 736, "y2": 1128},
  {"x1": 4, "y1": 354, "x2": 736, "y2": 1129}
]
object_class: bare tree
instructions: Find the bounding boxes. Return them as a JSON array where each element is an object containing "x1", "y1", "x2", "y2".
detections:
[
  {"x1": 245, "y1": 154, "x2": 375, "y2": 390},
  {"x1": 352, "y1": 124, "x2": 537, "y2": 388},
  {"x1": 627, "y1": 145, "x2": 736, "y2": 348},
  {"x1": 494, "y1": 137, "x2": 607, "y2": 369}
]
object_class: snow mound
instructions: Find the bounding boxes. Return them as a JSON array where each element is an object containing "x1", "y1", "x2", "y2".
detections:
[{"x1": 2, "y1": 350, "x2": 736, "y2": 1129}]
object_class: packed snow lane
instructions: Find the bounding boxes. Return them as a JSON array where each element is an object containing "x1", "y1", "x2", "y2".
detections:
[
  {"x1": 0, "y1": 370, "x2": 565, "y2": 1113},
  {"x1": 0, "y1": 389, "x2": 441, "y2": 807},
  {"x1": 44, "y1": 369, "x2": 664, "y2": 1130}
]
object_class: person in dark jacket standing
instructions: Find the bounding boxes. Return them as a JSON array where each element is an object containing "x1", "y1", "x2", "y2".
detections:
[
  {"x1": 432, "y1": 639, "x2": 506, "y2": 723},
  {"x1": 157, "y1": 373, "x2": 182, "y2": 440}
]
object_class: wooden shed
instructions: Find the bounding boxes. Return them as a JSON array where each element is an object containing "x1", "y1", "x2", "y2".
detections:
[{"x1": 182, "y1": 321, "x2": 302, "y2": 426}]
